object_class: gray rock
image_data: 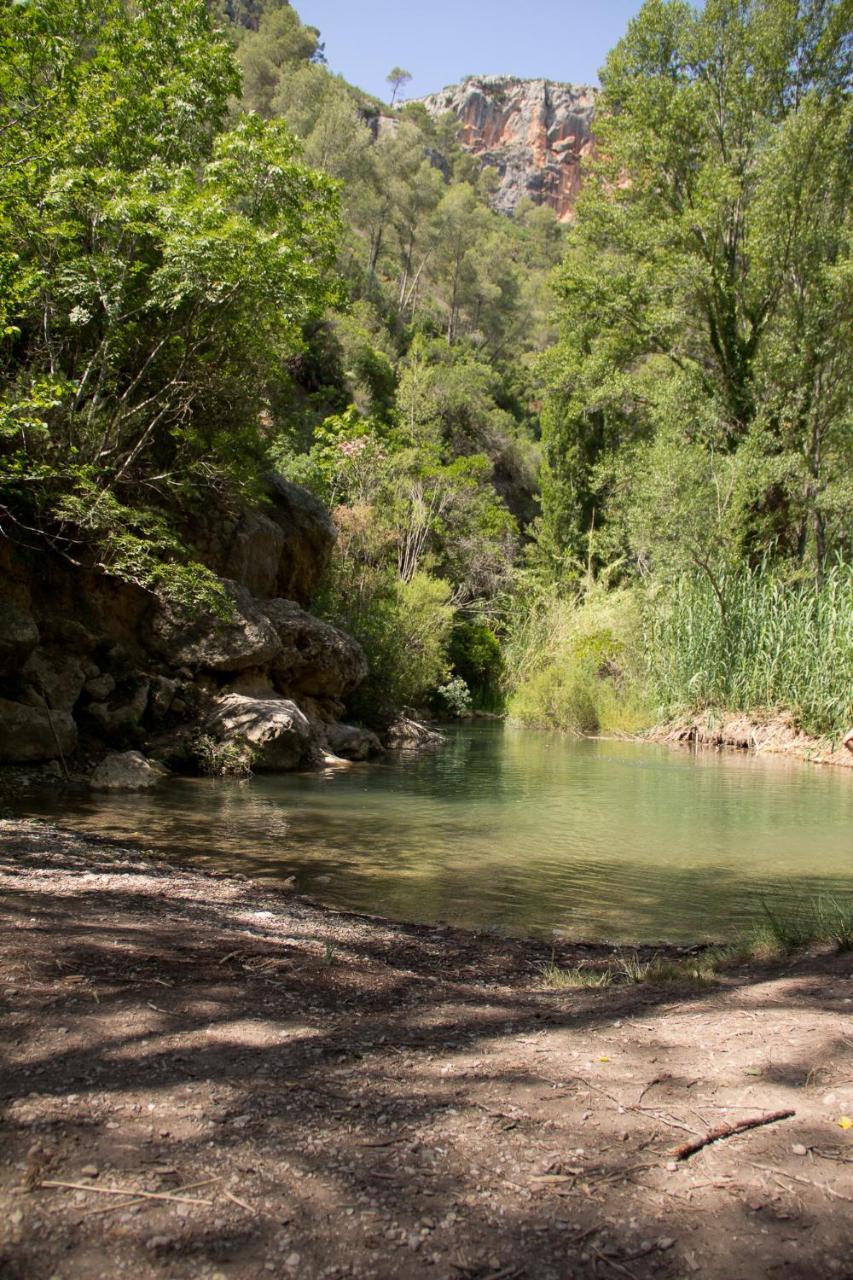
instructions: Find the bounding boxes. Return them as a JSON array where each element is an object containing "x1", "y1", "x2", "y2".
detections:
[
  {"x1": 0, "y1": 698, "x2": 77, "y2": 763},
  {"x1": 86, "y1": 680, "x2": 150, "y2": 738},
  {"x1": 265, "y1": 476, "x2": 336, "y2": 605},
  {"x1": 148, "y1": 675, "x2": 178, "y2": 721},
  {"x1": 84, "y1": 672, "x2": 116, "y2": 701},
  {"x1": 90, "y1": 750, "x2": 168, "y2": 790},
  {"x1": 206, "y1": 694, "x2": 317, "y2": 771},
  {"x1": 150, "y1": 582, "x2": 281, "y2": 673},
  {"x1": 0, "y1": 605, "x2": 39, "y2": 676},
  {"x1": 219, "y1": 512, "x2": 286, "y2": 600},
  {"x1": 263, "y1": 599, "x2": 367, "y2": 700},
  {"x1": 21, "y1": 648, "x2": 87, "y2": 710},
  {"x1": 325, "y1": 722, "x2": 383, "y2": 761}
]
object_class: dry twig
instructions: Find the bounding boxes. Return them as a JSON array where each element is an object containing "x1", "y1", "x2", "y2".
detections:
[{"x1": 671, "y1": 1109, "x2": 795, "y2": 1161}]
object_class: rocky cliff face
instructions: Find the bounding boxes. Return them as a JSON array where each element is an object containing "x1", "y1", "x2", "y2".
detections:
[
  {"x1": 0, "y1": 478, "x2": 381, "y2": 777},
  {"x1": 418, "y1": 76, "x2": 596, "y2": 220}
]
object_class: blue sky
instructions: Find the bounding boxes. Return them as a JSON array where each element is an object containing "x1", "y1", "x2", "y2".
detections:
[{"x1": 292, "y1": 1, "x2": 647, "y2": 102}]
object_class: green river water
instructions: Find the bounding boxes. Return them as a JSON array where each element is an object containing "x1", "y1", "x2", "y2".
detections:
[{"x1": 17, "y1": 723, "x2": 853, "y2": 943}]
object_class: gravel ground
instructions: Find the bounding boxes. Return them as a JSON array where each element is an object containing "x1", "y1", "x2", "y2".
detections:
[{"x1": 1, "y1": 818, "x2": 852, "y2": 1280}]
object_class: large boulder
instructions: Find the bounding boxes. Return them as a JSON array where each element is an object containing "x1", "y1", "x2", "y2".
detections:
[
  {"x1": 193, "y1": 477, "x2": 335, "y2": 606},
  {"x1": 0, "y1": 698, "x2": 77, "y2": 762},
  {"x1": 149, "y1": 582, "x2": 281, "y2": 674},
  {"x1": 86, "y1": 679, "x2": 150, "y2": 740},
  {"x1": 0, "y1": 605, "x2": 39, "y2": 676},
  {"x1": 205, "y1": 693, "x2": 317, "y2": 770},
  {"x1": 263, "y1": 599, "x2": 367, "y2": 700},
  {"x1": 264, "y1": 476, "x2": 336, "y2": 605},
  {"x1": 218, "y1": 511, "x2": 286, "y2": 600},
  {"x1": 90, "y1": 750, "x2": 168, "y2": 790}
]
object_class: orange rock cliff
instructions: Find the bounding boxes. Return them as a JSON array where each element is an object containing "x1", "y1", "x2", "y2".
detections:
[{"x1": 416, "y1": 75, "x2": 597, "y2": 220}]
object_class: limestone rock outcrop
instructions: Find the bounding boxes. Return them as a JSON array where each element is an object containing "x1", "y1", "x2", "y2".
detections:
[
  {"x1": 417, "y1": 76, "x2": 596, "y2": 220},
  {"x1": 0, "y1": 474, "x2": 379, "y2": 774},
  {"x1": 205, "y1": 694, "x2": 316, "y2": 771}
]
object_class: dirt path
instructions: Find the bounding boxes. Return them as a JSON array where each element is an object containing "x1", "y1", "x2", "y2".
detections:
[{"x1": 1, "y1": 819, "x2": 851, "y2": 1280}]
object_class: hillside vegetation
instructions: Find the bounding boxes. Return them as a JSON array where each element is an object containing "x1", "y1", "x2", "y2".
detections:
[{"x1": 1, "y1": 0, "x2": 850, "y2": 738}]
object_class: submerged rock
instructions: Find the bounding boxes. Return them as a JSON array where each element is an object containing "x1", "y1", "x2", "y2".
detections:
[
  {"x1": 325, "y1": 722, "x2": 383, "y2": 761},
  {"x1": 385, "y1": 715, "x2": 445, "y2": 751},
  {"x1": 205, "y1": 693, "x2": 317, "y2": 771},
  {"x1": 90, "y1": 750, "x2": 169, "y2": 790}
]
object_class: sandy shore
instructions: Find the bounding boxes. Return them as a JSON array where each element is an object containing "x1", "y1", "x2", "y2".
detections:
[{"x1": 1, "y1": 818, "x2": 852, "y2": 1280}]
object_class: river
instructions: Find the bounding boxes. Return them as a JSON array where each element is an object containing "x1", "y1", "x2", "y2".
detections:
[{"x1": 15, "y1": 723, "x2": 853, "y2": 943}]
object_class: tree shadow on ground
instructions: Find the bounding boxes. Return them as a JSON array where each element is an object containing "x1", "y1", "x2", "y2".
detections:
[{"x1": 1, "y1": 829, "x2": 852, "y2": 1280}]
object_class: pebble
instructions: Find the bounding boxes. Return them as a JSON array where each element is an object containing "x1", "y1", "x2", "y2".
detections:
[
  {"x1": 791, "y1": 1143, "x2": 808, "y2": 1156},
  {"x1": 285, "y1": 1252, "x2": 301, "y2": 1270}
]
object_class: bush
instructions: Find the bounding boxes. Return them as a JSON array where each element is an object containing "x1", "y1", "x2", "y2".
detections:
[
  {"x1": 448, "y1": 620, "x2": 504, "y2": 710},
  {"x1": 504, "y1": 585, "x2": 651, "y2": 735},
  {"x1": 323, "y1": 566, "x2": 454, "y2": 725}
]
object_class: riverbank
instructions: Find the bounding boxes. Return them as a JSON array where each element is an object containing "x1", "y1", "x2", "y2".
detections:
[
  {"x1": 2, "y1": 819, "x2": 852, "y2": 1280},
  {"x1": 643, "y1": 712, "x2": 853, "y2": 769}
]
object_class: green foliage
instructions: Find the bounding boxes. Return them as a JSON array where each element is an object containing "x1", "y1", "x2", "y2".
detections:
[
  {"x1": 436, "y1": 674, "x2": 473, "y2": 718},
  {"x1": 541, "y1": 0, "x2": 852, "y2": 575},
  {"x1": 643, "y1": 563, "x2": 853, "y2": 735},
  {"x1": 504, "y1": 585, "x2": 652, "y2": 735},
  {"x1": 0, "y1": 0, "x2": 341, "y2": 609},
  {"x1": 193, "y1": 732, "x2": 256, "y2": 777},
  {"x1": 448, "y1": 620, "x2": 504, "y2": 710}
]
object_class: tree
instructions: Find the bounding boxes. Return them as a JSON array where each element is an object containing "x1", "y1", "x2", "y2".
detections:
[
  {"x1": 541, "y1": 0, "x2": 852, "y2": 575},
  {"x1": 0, "y1": 0, "x2": 340, "y2": 606},
  {"x1": 386, "y1": 66, "x2": 412, "y2": 106}
]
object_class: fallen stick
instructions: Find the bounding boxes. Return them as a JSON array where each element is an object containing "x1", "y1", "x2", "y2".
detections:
[
  {"x1": 223, "y1": 1188, "x2": 256, "y2": 1215},
  {"x1": 40, "y1": 1180, "x2": 214, "y2": 1206},
  {"x1": 671, "y1": 1109, "x2": 795, "y2": 1161},
  {"x1": 79, "y1": 1178, "x2": 220, "y2": 1219}
]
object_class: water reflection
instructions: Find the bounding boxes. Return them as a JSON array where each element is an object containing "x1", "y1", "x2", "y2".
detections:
[{"x1": 16, "y1": 724, "x2": 853, "y2": 943}]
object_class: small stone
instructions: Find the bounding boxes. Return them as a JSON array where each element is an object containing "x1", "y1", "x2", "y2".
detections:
[
  {"x1": 285, "y1": 1253, "x2": 301, "y2": 1270},
  {"x1": 657, "y1": 1237, "x2": 676, "y2": 1251},
  {"x1": 81, "y1": 1165, "x2": 98, "y2": 1178},
  {"x1": 666, "y1": 1160, "x2": 678, "y2": 1172},
  {"x1": 791, "y1": 1143, "x2": 808, "y2": 1156}
]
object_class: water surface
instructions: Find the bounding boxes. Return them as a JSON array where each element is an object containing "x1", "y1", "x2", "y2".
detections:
[{"x1": 16, "y1": 724, "x2": 853, "y2": 943}]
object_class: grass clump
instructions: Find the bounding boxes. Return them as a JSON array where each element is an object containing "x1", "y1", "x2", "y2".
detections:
[
  {"x1": 537, "y1": 962, "x2": 614, "y2": 990},
  {"x1": 756, "y1": 896, "x2": 853, "y2": 954},
  {"x1": 643, "y1": 564, "x2": 853, "y2": 738}
]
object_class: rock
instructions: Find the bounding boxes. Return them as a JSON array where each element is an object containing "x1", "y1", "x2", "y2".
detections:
[
  {"x1": 265, "y1": 476, "x2": 336, "y2": 605},
  {"x1": 148, "y1": 675, "x2": 178, "y2": 721},
  {"x1": 0, "y1": 698, "x2": 77, "y2": 763},
  {"x1": 149, "y1": 582, "x2": 281, "y2": 673},
  {"x1": 84, "y1": 673, "x2": 116, "y2": 701},
  {"x1": 0, "y1": 604, "x2": 39, "y2": 675},
  {"x1": 219, "y1": 511, "x2": 286, "y2": 600},
  {"x1": 385, "y1": 715, "x2": 445, "y2": 751},
  {"x1": 417, "y1": 76, "x2": 596, "y2": 220},
  {"x1": 90, "y1": 750, "x2": 168, "y2": 790},
  {"x1": 205, "y1": 694, "x2": 317, "y2": 770},
  {"x1": 21, "y1": 648, "x2": 87, "y2": 709},
  {"x1": 325, "y1": 722, "x2": 383, "y2": 761},
  {"x1": 263, "y1": 599, "x2": 368, "y2": 700},
  {"x1": 86, "y1": 680, "x2": 150, "y2": 739}
]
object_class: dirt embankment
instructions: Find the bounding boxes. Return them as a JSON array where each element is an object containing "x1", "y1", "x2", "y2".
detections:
[
  {"x1": 1, "y1": 819, "x2": 852, "y2": 1280},
  {"x1": 645, "y1": 712, "x2": 853, "y2": 769}
]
